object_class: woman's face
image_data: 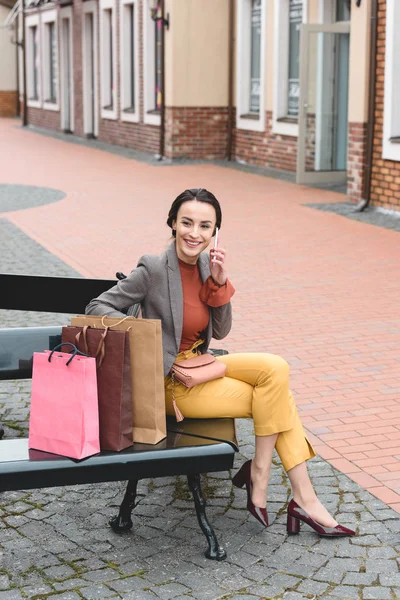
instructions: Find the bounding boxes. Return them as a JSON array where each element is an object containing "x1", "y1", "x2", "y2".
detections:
[{"x1": 173, "y1": 200, "x2": 216, "y2": 264}]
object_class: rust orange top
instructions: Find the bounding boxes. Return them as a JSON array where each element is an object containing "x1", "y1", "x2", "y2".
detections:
[{"x1": 178, "y1": 258, "x2": 235, "y2": 351}]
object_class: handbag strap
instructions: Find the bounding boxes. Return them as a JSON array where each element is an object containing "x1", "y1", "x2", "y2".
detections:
[{"x1": 170, "y1": 372, "x2": 184, "y2": 422}]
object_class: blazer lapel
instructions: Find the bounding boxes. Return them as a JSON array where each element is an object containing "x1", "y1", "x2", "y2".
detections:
[{"x1": 166, "y1": 242, "x2": 183, "y2": 352}]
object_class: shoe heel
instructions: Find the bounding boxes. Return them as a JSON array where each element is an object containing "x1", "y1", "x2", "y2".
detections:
[
  {"x1": 287, "y1": 514, "x2": 300, "y2": 535},
  {"x1": 232, "y1": 467, "x2": 246, "y2": 488}
]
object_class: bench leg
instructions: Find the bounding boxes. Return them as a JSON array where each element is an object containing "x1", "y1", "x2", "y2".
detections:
[
  {"x1": 109, "y1": 479, "x2": 138, "y2": 533},
  {"x1": 0, "y1": 424, "x2": 4, "y2": 440},
  {"x1": 187, "y1": 473, "x2": 227, "y2": 561}
]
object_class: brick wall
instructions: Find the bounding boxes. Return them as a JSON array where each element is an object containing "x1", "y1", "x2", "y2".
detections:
[
  {"x1": 347, "y1": 122, "x2": 368, "y2": 203},
  {"x1": 0, "y1": 91, "x2": 17, "y2": 117},
  {"x1": 369, "y1": 0, "x2": 400, "y2": 211},
  {"x1": 234, "y1": 111, "x2": 297, "y2": 172},
  {"x1": 165, "y1": 107, "x2": 229, "y2": 160},
  {"x1": 27, "y1": 106, "x2": 60, "y2": 129}
]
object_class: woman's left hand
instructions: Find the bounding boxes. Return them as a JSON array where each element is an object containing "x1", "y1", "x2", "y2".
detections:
[{"x1": 209, "y1": 246, "x2": 227, "y2": 286}]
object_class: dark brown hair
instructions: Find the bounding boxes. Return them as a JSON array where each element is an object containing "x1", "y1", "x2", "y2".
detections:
[{"x1": 166, "y1": 188, "x2": 222, "y2": 237}]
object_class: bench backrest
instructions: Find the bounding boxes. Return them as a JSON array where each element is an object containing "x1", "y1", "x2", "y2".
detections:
[
  {"x1": 1, "y1": 273, "x2": 117, "y2": 313},
  {"x1": 0, "y1": 273, "x2": 123, "y2": 380}
]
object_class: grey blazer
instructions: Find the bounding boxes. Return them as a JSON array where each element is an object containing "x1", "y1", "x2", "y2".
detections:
[{"x1": 85, "y1": 242, "x2": 232, "y2": 377}]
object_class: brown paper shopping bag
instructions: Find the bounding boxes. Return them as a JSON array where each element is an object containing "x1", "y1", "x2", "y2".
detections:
[{"x1": 71, "y1": 315, "x2": 166, "y2": 445}]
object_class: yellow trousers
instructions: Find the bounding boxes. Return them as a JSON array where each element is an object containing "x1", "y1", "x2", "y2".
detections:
[{"x1": 165, "y1": 350, "x2": 315, "y2": 472}]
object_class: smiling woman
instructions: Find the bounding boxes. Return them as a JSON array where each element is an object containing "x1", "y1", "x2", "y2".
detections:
[{"x1": 85, "y1": 187, "x2": 355, "y2": 539}]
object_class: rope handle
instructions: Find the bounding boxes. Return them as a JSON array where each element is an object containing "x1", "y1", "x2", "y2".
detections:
[{"x1": 74, "y1": 325, "x2": 108, "y2": 368}]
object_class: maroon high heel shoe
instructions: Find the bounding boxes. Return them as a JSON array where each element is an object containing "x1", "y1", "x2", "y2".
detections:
[
  {"x1": 287, "y1": 499, "x2": 355, "y2": 537},
  {"x1": 232, "y1": 460, "x2": 269, "y2": 528}
]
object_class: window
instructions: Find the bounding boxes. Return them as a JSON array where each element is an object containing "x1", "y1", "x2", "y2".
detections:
[
  {"x1": 250, "y1": 0, "x2": 261, "y2": 114},
  {"x1": 42, "y1": 10, "x2": 59, "y2": 110},
  {"x1": 383, "y1": 0, "x2": 400, "y2": 161},
  {"x1": 236, "y1": 0, "x2": 266, "y2": 132},
  {"x1": 29, "y1": 25, "x2": 39, "y2": 100},
  {"x1": 287, "y1": 0, "x2": 302, "y2": 117},
  {"x1": 26, "y1": 14, "x2": 41, "y2": 108},
  {"x1": 273, "y1": 0, "x2": 307, "y2": 136},
  {"x1": 143, "y1": 0, "x2": 161, "y2": 126},
  {"x1": 120, "y1": 0, "x2": 139, "y2": 122},
  {"x1": 45, "y1": 22, "x2": 57, "y2": 103},
  {"x1": 100, "y1": 0, "x2": 117, "y2": 119},
  {"x1": 336, "y1": 0, "x2": 351, "y2": 22}
]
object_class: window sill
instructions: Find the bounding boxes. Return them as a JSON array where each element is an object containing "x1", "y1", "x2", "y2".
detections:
[
  {"x1": 277, "y1": 116, "x2": 298, "y2": 124},
  {"x1": 43, "y1": 101, "x2": 60, "y2": 112},
  {"x1": 101, "y1": 106, "x2": 117, "y2": 120},
  {"x1": 121, "y1": 107, "x2": 139, "y2": 123},
  {"x1": 146, "y1": 108, "x2": 161, "y2": 116},
  {"x1": 239, "y1": 112, "x2": 260, "y2": 120},
  {"x1": 389, "y1": 136, "x2": 400, "y2": 144},
  {"x1": 272, "y1": 117, "x2": 298, "y2": 138}
]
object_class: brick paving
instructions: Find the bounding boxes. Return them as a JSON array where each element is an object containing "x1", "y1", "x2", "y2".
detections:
[{"x1": 0, "y1": 117, "x2": 400, "y2": 599}]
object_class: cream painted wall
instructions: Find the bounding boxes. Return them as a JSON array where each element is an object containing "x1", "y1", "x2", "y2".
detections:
[
  {"x1": 348, "y1": 0, "x2": 371, "y2": 123},
  {"x1": 165, "y1": 0, "x2": 229, "y2": 106},
  {"x1": 0, "y1": 6, "x2": 17, "y2": 90}
]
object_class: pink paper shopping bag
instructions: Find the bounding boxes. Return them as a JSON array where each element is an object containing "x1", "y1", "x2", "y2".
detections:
[{"x1": 29, "y1": 343, "x2": 100, "y2": 460}]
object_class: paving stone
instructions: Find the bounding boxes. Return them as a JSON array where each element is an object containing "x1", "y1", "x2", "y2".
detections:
[
  {"x1": 363, "y1": 587, "x2": 395, "y2": 599},
  {"x1": 0, "y1": 591, "x2": 23, "y2": 600},
  {"x1": 82, "y1": 568, "x2": 120, "y2": 583},
  {"x1": 327, "y1": 585, "x2": 360, "y2": 599},
  {"x1": 44, "y1": 565, "x2": 77, "y2": 580},
  {"x1": 150, "y1": 583, "x2": 190, "y2": 600},
  {"x1": 108, "y1": 576, "x2": 151, "y2": 594},
  {"x1": 79, "y1": 583, "x2": 119, "y2": 599},
  {"x1": 0, "y1": 575, "x2": 11, "y2": 590},
  {"x1": 296, "y1": 579, "x2": 330, "y2": 596},
  {"x1": 365, "y1": 559, "x2": 398, "y2": 574},
  {"x1": 53, "y1": 578, "x2": 89, "y2": 591},
  {"x1": 342, "y1": 573, "x2": 378, "y2": 585},
  {"x1": 122, "y1": 592, "x2": 158, "y2": 600},
  {"x1": 379, "y1": 574, "x2": 400, "y2": 587}
]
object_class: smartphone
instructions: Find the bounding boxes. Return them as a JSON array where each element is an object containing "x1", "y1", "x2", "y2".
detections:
[
  {"x1": 212, "y1": 227, "x2": 219, "y2": 263},
  {"x1": 214, "y1": 227, "x2": 219, "y2": 249}
]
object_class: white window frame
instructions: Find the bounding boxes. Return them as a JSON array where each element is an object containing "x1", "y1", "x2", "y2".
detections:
[
  {"x1": 383, "y1": 0, "x2": 400, "y2": 161},
  {"x1": 60, "y1": 6, "x2": 74, "y2": 131},
  {"x1": 26, "y1": 13, "x2": 41, "y2": 109},
  {"x1": 236, "y1": 0, "x2": 266, "y2": 132},
  {"x1": 82, "y1": 0, "x2": 99, "y2": 137},
  {"x1": 42, "y1": 8, "x2": 59, "y2": 111},
  {"x1": 100, "y1": 0, "x2": 117, "y2": 120},
  {"x1": 120, "y1": 0, "x2": 140, "y2": 123},
  {"x1": 273, "y1": 0, "x2": 308, "y2": 137},
  {"x1": 143, "y1": 0, "x2": 160, "y2": 126}
]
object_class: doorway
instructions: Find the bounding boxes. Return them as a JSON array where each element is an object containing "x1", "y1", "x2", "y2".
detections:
[{"x1": 296, "y1": 21, "x2": 350, "y2": 186}]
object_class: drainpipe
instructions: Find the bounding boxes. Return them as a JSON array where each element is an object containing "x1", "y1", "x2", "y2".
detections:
[
  {"x1": 226, "y1": 0, "x2": 234, "y2": 161},
  {"x1": 159, "y1": 0, "x2": 166, "y2": 160},
  {"x1": 355, "y1": 0, "x2": 377, "y2": 211}
]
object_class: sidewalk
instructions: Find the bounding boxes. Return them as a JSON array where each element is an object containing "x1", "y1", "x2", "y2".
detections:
[{"x1": 0, "y1": 118, "x2": 399, "y2": 600}]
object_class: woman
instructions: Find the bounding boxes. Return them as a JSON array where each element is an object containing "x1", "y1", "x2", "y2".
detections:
[{"x1": 86, "y1": 188, "x2": 355, "y2": 538}]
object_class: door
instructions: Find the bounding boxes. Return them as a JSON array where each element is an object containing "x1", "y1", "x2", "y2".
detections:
[{"x1": 296, "y1": 22, "x2": 350, "y2": 185}]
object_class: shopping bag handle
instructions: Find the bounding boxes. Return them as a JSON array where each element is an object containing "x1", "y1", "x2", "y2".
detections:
[{"x1": 49, "y1": 342, "x2": 89, "y2": 366}]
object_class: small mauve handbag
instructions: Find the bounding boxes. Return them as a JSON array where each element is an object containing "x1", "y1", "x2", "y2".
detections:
[{"x1": 170, "y1": 354, "x2": 227, "y2": 421}]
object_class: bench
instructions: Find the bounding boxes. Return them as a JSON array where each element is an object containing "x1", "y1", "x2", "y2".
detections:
[{"x1": 0, "y1": 273, "x2": 238, "y2": 561}]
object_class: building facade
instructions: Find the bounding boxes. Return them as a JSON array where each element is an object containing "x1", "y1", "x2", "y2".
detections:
[{"x1": 5, "y1": 0, "x2": 399, "y2": 211}]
